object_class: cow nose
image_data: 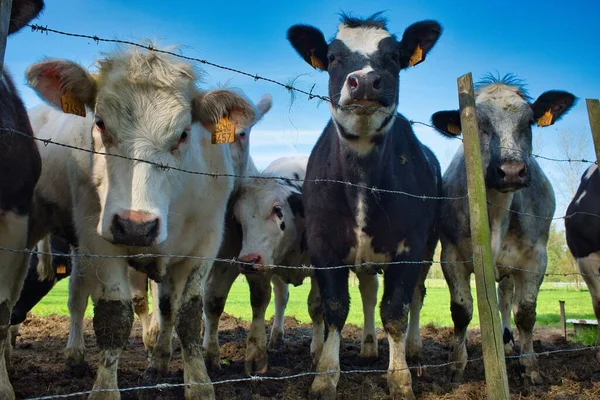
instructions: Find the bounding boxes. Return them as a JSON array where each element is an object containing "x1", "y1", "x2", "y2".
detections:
[
  {"x1": 111, "y1": 211, "x2": 159, "y2": 247},
  {"x1": 347, "y1": 72, "x2": 383, "y2": 101},
  {"x1": 498, "y1": 161, "x2": 528, "y2": 185},
  {"x1": 239, "y1": 253, "x2": 263, "y2": 265},
  {"x1": 238, "y1": 253, "x2": 266, "y2": 274}
]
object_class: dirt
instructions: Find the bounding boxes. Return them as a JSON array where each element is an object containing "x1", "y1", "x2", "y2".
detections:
[{"x1": 9, "y1": 314, "x2": 600, "y2": 399}]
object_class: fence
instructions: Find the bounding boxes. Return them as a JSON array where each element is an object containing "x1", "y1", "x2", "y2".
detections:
[{"x1": 1, "y1": 7, "x2": 600, "y2": 400}]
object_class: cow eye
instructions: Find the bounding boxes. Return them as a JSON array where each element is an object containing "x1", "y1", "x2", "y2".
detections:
[
  {"x1": 95, "y1": 118, "x2": 105, "y2": 131},
  {"x1": 327, "y1": 54, "x2": 339, "y2": 65},
  {"x1": 239, "y1": 130, "x2": 247, "y2": 138},
  {"x1": 273, "y1": 204, "x2": 283, "y2": 219},
  {"x1": 179, "y1": 131, "x2": 188, "y2": 143}
]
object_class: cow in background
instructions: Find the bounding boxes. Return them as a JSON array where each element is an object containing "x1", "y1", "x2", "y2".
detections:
[
  {"x1": 565, "y1": 163, "x2": 600, "y2": 360},
  {"x1": 431, "y1": 74, "x2": 576, "y2": 384},
  {"x1": 0, "y1": 0, "x2": 44, "y2": 397},
  {"x1": 26, "y1": 46, "x2": 256, "y2": 399},
  {"x1": 287, "y1": 12, "x2": 442, "y2": 399}
]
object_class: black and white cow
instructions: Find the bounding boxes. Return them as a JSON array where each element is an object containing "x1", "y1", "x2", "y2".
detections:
[
  {"x1": 0, "y1": 0, "x2": 44, "y2": 397},
  {"x1": 431, "y1": 74, "x2": 576, "y2": 384},
  {"x1": 287, "y1": 12, "x2": 442, "y2": 399},
  {"x1": 565, "y1": 163, "x2": 600, "y2": 360}
]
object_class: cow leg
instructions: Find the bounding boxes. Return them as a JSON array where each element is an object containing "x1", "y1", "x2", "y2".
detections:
[
  {"x1": 146, "y1": 280, "x2": 159, "y2": 353},
  {"x1": 356, "y1": 272, "x2": 378, "y2": 362},
  {"x1": 245, "y1": 272, "x2": 272, "y2": 375},
  {"x1": 513, "y1": 257, "x2": 545, "y2": 385},
  {"x1": 172, "y1": 263, "x2": 215, "y2": 400},
  {"x1": 406, "y1": 263, "x2": 430, "y2": 363},
  {"x1": 309, "y1": 266, "x2": 349, "y2": 400},
  {"x1": 65, "y1": 256, "x2": 90, "y2": 367},
  {"x1": 307, "y1": 276, "x2": 324, "y2": 365},
  {"x1": 202, "y1": 261, "x2": 239, "y2": 370},
  {"x1": 87, "y1": 256, "x2": 133, "y2": 400},
  {"x1": 145, "y1": 279, "x2": 177, "y2": 379},
  {"x1": 0, "y1": 212, "x2": 29, "y2": 399},
  {"x1": 442, "y1": 245, "x2": 473, "y2": 384},
  {"x1": 381, "y1": 262, "x2": 420, "y2": 400},
  {"x1": 268, "y1": 275, "x2": 288, "y2": 350},
  {"x1": 498, "y1": 274, "x2": 516, "y2": 356},
  {"x1": 128, "y1": 268, "x2": 152, "y2": 355},
  {"x1": 577, "y1": 252, "x2": 600, "y2": 361}
]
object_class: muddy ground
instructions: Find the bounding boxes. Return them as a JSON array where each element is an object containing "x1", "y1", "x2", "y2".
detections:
[{"x1": 9, "y1": 314, "x2": 600, "y2": 399}]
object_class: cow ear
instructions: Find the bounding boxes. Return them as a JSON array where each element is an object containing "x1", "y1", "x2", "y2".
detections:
[
  {"x1": 287, "y1": 191, "x2": 304, "y2": 219},
  {"x1": 398, "y1": 20, "x2": 442, "y2": 69},
  {"x1": 256, "y1": 93, "x2": 273, "y2": 118},
  {"x1": 192, "y1": 89, "x2": 257, "y2": 137},
  {"x1": 431, "y1": 110, "x2": 462, "y2": 137},
  {"x1": 531, "y1": 90, "x2": 577, "y2": 127},
  {"x1": 9, "y1": 0, "x2": 45, "y2": 35},
  {"x1": 26, "y1": 59, "x2": 97, "y2": 115},
  {"x1": 287, "y1": 25, "x2": 329, "y2": 71}
]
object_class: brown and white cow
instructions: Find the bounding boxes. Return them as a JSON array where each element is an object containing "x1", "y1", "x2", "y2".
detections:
[
  {"x1": 431, "y1": 74, "x2": 576, "y2": 384},
  {"x1": 25, "y1": 46, "x2": 256, "y2": 399},
  {"x1": 0, "y1": 0, "x2": 44, "y2": 397}
]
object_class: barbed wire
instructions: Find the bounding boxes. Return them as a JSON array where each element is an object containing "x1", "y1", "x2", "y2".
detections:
[
  {"x1": 22, "y1": 344, "x2": 598, "y2": 400},
  {"x1": 486, "y1": 201, "x2": 600, "y2": 221}
]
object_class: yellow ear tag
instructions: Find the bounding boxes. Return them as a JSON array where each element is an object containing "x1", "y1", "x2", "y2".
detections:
[
  {"x1": 212, "y1": 116, "x2": 236, "y2": 144},
  {"x1": 408, "y1": 44, "x2": 423, "y2": 67},
  {"x1": 447, "y1": 123, "x2": 461, "y2": 136},
  {"x1": 56, "y1": 264, "x2": 67, "y2": 274},
  {"x1": 310, "y1": 48, "x2": 325, "y2": 70},
  {"x1": 537, "y1": 109, "x2": 553, "y2": 127},
  {"x1": 60, "y1": 88, "x2": 86, "y2": 117}
]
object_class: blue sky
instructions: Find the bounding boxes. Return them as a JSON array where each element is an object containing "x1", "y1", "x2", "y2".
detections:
[{"x1": 5, "y1": 0, "x2": 599, "y2": 220}]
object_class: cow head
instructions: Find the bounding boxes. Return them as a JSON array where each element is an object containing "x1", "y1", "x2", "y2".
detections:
[
  {"x1": 287, "y1": 12, "x2": 441, "y2": 152},
  {"x1": 229, "y1": 93, "x2": 272, "y2": 178},
  {"x1": 432, "y1": 74, "x2": 576, "y2": 192},
  {"x1": 8, "y1": 0, "x2": 44, "y2": 35},
  {"x1": 27, "y1": 48, "x2": 255, "y2": 247},
  {"x1": 234, "y1": 177, "x2": 304, "y2": 274}
]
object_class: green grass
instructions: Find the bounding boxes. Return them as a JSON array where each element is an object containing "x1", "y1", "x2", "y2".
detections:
[{"x1": 30, "y1": 277, "x2": 596, "y2": 329}]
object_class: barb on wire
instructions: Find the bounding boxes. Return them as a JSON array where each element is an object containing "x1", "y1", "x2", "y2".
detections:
[{"x1": 2, "y1": 127, "x2": 466, "y2": 201}]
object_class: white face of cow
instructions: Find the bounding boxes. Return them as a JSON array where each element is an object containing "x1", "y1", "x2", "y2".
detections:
[
  {"x1": 27, "y1": 49, "x2": 256, "y2": 247},
  {"x1": 234, "y1": 178, "x2": 304, "y2": 273},
  {"x1": 288, "y1": 14, "x2": 442, "y2": 153}
]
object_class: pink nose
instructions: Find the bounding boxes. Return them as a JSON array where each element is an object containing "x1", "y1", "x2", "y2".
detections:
[{"x1": 238, "y1": 253, "x2": 268, "y2": 273}]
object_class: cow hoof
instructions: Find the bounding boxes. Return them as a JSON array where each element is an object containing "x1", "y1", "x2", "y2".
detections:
[
  {"x1": 89, "y1": 389, "x2": 119, "y2": 400},
  {"x1": 205, "y1": 344, "x2": 221, "y2": 371},
  {"x1": 64, "y1": 347, "x2": 85, "y2": 367},
  {"x1": 503, "y1": 342, "x2": 515, "y2": 356},
  {"x1": 448, "y1": 369, "x2": 464, "y2": 384},
  {"x1": 309, "y1": 381, "x2": 336, "y2": 400},
  {"x1": 245, "y1": 356, "x2": 268, "y2": 376},
  {"x1": 525, "y1": 370, "x2": 544, "y2": 385},
  {"x1": 359, "y1": 340, "x2": 378, "y2": 363},
  {"x1": 268, "y1": 330, "x2": 284, "y2": 350}
]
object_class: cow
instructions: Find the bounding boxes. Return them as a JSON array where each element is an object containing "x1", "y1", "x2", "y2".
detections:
[
  {"x1": 565, "y1": 163, "x2": 600, "y2": 360},
  {"x1": 287, "y1": 12, "x2": 443, "y2": 399},
  {"x1": 0, "y1": 0, "x2": 45, "y2": 397},
  {"x1": 25, "y1": 46, "x2": 257, "y2": 399},
  {"x1": 204, "y1": 155, "x2": 324, "y2": 375},
  {"x1": 430, "y1": 74, "x2": 576, "y2": 385}
]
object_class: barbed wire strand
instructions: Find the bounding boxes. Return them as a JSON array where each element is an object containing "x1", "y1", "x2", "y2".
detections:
[{"x1": 23, "y1": 345, "x2": 598, "y2": 400}]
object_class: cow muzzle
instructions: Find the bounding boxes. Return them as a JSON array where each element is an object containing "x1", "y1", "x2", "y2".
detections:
[
  {"x1": 110, "y1": 210, "x2": 160, "y2": 247},
  {"x1": 238, "y1": 253, "x2": 269, "y2": 274},
  {"x1": 489, "y1": 160, "x2": 529, "y2": 192}
]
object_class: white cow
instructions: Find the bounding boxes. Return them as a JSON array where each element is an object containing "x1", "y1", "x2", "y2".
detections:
[
  {"x1": 204, "y1": 156, "x2": 324, "y2": 375},
  {"x1": 25, "y1": 46, "x2": 256, "y2": 399}
]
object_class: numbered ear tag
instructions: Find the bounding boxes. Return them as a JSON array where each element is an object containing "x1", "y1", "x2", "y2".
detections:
[
  {"x1": 536, "y1": 109, "x2": 553, "y2": 127},
  {"x1": 447, "y1": 123, "x2": 461, "y2": 135},
  {"x1": 310, "y1": 48, "x2": 325, "y2": 70},
  {"x1": 211, "y1": 116, "x2": 236, "y2": 144},
  {"x1": 60, "y1": 88, "x2": 86, "y2": 117},
  {"x1": 56, "y1": 264, "x2": 67, "y2": 274},
  {"x1": 408, "y1": 44, "x2": 423, "y2": 67}
]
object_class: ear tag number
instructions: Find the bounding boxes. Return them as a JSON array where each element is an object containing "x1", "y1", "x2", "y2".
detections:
[
  {"x1": 536, "y1": 109, "x2": 553, "y2": 127},
  {"x1": 408, "y1": 44, "x2": 423, "y2": 67},
  {"x1": 60, "y1": 88, "x2": 86, "y2": 117},
  {"x1": 212, "y1": 116, "x2": 236, "y2": 144}
]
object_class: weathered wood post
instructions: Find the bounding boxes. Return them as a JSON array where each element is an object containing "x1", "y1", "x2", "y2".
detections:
[
  {"x1": 559, "y1": 300, "x2": 566, "y2": 339},
  {"x1": 586, "y1": 99, "x2": 600, "y2": 165},
  {"x1": 0, "y1": 0, "x2": 13, "y2": 72},
  {"x1": 457, "y1": 72, "x2": 510, "y2": 399}
]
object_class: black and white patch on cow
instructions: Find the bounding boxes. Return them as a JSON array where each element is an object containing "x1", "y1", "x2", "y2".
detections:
[
  {"x1": 288, "y1": 12, "x2": 442, "y2": 399},
  {"x1": 432, "y1": 73, "x2": 576, "y2": 385},
  {"x1": 0, "y1": 1, "x2": 45, "y2": 397},
  {"x1": 565, "y1": 163, "x2": 600, "y2": 360}
]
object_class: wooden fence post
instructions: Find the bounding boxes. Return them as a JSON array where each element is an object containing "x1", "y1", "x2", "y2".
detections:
[
  {"x1": 0, "y1": 0, "x2": 13, "y2": 72},
  {"x1": 457, "y1": 72, "x2": 510, "y2": 400},
  {"x1": 586, "y1": 99, "x2": 600, "y2": 165}
]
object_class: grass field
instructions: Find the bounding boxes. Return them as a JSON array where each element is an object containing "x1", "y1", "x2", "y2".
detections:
[{"x1": 30, "y1": 277, "x2": 596, "y2": 329}]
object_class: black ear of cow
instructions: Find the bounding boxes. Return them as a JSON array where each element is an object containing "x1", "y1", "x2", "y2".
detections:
[
  {"x1": 9, "y1": 0, "x2": 45, "y2": 35},
  {"x1": 287, "y1": 191, "x2": 304, "y2": 219},
  {"x1": 431, "y1": 110, "x2": 462, "y2": 137},
  {"x1": 287, "y1": 25, "x2": 329, "y2": 71},
  {"x1": 398, "y1": 20, "x2": 442, "y2": 69},
  {"x1": 531, "y1": 90, "x2": 577, "y2": 127}
]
